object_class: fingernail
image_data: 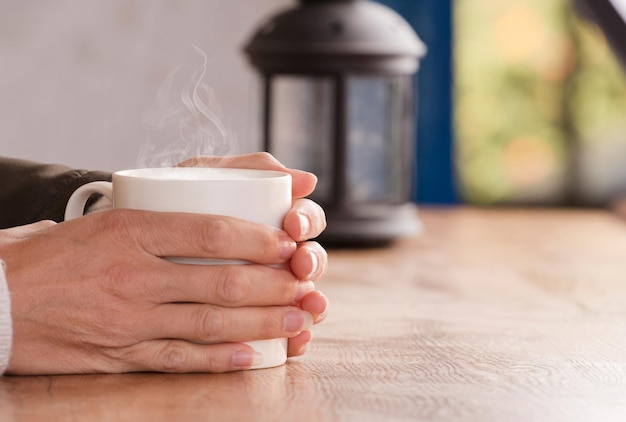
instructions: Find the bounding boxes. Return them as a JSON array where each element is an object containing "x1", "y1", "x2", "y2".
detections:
[
  {"x1": 283, "y1": 311, "x2": 314, "y2": 333},
  {"x1": 298, "y1": 212, "x2": 311, "y2": 237},
  {"x1": 316, "y1": 291, "x2": 329, "y2": 318},
  {"x1": 232, "y1": 350, "x2": 263, "y2": 368},
  {"x1": 305, "y1": 251, "x2": 319, "y2": 280},
  {"x1": 279, "y1": 234, "x2": 297, "y2": 260}
]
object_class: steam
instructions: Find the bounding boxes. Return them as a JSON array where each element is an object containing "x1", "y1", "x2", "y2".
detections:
[{"x1": 138, "y1": 45, "x2": 237, "y2": 168}]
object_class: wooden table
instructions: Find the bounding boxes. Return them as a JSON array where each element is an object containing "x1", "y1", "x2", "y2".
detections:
[{"x1": 2, "y1": 207, "x2": 626, "y2": 421}]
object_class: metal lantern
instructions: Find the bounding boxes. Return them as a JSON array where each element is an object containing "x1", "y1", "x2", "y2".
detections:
[{"x1": 244, "y1": 0, "x2": 426, "y2": 246}]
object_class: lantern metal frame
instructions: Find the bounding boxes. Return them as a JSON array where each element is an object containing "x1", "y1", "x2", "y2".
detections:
[{"x1": 245, "y1": 0, "x2": 426, "y2": 245}]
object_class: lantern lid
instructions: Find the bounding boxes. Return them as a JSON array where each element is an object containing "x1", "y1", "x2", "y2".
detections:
[{"x1": 244, "y1": 0, "x2": 427, "y2": 74}]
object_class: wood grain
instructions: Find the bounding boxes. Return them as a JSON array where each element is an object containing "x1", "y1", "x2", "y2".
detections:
[{"x1": 2, "y1": 207, "x2": 626, "y2": 421}]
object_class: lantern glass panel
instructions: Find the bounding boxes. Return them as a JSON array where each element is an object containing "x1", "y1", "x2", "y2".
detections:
[
  {"x1": 270, "y1": 76, "x2": 335, "y2": 203},
  {"x1": 347, "y1": 75, "x2": 413, "y2": 204}
]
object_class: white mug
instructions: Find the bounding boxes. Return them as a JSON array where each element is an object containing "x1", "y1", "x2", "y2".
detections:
[{"x1": 65, "y1": 167, "x2": 292, "y2": 370}]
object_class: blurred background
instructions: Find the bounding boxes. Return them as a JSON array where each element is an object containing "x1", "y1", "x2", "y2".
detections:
[
  {"x1": 0, "y1": 0, "x2": 292, "y2": 170},
  {"x1": 454, "y1": 0, "x2": 626, "y2": 206},
  {"x1": 1, "y1": 0, "x2": 626, "y2": 207}
]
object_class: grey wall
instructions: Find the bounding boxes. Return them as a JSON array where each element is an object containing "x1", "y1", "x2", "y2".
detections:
[{"x1": 0, "y1": 0, "x2": 290, "y2": 172}]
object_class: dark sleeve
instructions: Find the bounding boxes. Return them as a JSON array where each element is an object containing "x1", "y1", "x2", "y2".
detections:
[{"x1": 0, "y1": 156, "x2": 112, "y2": 229}]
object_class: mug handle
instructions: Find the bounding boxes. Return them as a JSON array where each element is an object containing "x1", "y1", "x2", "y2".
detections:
[{"x1": 64, "y1": 181, "x2": 113, "y2": 221}]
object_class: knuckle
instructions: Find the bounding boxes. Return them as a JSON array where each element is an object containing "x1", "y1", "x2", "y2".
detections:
[
  {"x1": 99, "y1": 208, "x2": 131, "y2": 228},
  {"x1": 158, "y1": 342, "x2": 188, "y2": 372},
  {"x1": 98, "y1": 347, "x2": 130, "y2": 372},
  {"x1": 253, "y1": 151, "x2": 277, "y2": 165},
  {"x1": 194, "y1": 306, "x2": 224, "y2": 342},
  {"x1": 35, "y1": 219, "x2": 57, "y2": 229},
  {"x1": 200, "y1": 218, "x2": 233, "y2": 256},
  {"x1": 216, "y1": 266, "x2": 250, "y2": 305},
  {"x1": 97, "y1": 209, "x2": 140, "y2": 242},
  {"x1": 92, "y1": 310, "x2": 135, "y2": 346},
  {"x1": 102, "y1": 261, "x2": 139, "y2": 300}
]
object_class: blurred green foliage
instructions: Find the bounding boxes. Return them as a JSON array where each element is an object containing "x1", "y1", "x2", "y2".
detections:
[{"x1": 455, "y1": 0, "x2": 626, "y2": 204}]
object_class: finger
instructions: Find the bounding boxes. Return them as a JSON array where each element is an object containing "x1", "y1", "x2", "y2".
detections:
[
  {"x1": 147, "y1": 262, "x2": 316, "y2": 307},
  {"x1": 177, "y1": 152, "x2": 281, "y2": 169},
  {"x1": 290, "y1": 241, "x2": 328, "y2": 281},
  {"x1": 94, "y1": 209, "x2": 297, "y2": 264},
  {"x1": 288, "y1": 170, "x2": 317, "y2": 199},
  {"x1": 283, "y1": 198, "x2": 327, "y2": 242},
  {"x1": 299, "y1": 290, "x2": 329, "y2": 324},
  {"x1": 108, "y1": 339, "x2": 263, "y2": 373},
  {"x1": 287, "y1": 330, "x2": 313, "y2": 357},
  {"x1": 178, "y1": 152, "x2": 318, "y2": 198},
  {"x1": 144, "y1": 304, "x2": 314, "y2": 344},
  {"x1": 1, "y1": 220, "x2": 56, "y2": 239}
]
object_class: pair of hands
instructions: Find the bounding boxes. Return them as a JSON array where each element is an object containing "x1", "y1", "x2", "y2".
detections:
[{"x1": 0, "y1": 153, "x2": 328, "y2": 375}]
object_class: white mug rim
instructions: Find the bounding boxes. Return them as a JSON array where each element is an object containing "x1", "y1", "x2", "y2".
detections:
[{"x1": 113, "y1": 167, "x2": 290, "y2": 182}]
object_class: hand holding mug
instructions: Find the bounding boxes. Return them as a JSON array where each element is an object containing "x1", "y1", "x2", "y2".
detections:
[{"x1": 1, "y1": 153, "x2": 328, "y2": 374}]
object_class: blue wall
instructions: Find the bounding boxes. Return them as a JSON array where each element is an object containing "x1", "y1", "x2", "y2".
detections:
[{"x1": 376, "y1": 0, "x2": 457, "y2": 204}]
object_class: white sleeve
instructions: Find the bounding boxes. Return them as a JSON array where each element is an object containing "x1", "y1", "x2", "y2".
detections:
[{"x1": 0, "y1": 260, "x2": 12, "y2": 374}]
